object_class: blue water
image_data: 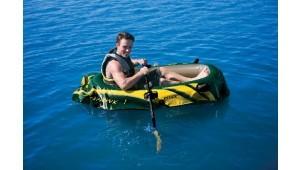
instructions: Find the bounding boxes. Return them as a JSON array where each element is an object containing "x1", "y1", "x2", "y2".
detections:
[{"x1": 24, "y1": 0, "x2": 277, "y2": 169}]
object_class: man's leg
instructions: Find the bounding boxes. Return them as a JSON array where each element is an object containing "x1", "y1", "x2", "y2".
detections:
[
  {"x1": 159, "y1": 66, "x2": 209, "y2": 83},
  {"x1": 159, "y1": 67, "x2": 192, "y2": 82},
  {"x1": 159, "y1": 77, "x2": 179, "y2": 86}
]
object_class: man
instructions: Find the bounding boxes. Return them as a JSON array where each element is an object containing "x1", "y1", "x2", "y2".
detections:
[{"x1": 101, "y1": 32, "x2": 208, "y2": 90}]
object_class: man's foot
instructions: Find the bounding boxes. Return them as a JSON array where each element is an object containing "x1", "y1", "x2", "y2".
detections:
[{"x1": 193, "y1": 66, "x2": 210, "y2": 80}]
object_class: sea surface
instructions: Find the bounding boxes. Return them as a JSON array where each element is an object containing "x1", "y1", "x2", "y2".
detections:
[{"x1": 24, "y1": 0, "x2": 278, "y2": 169}]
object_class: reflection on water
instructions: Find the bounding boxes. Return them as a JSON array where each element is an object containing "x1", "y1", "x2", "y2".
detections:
[
  {"x1": 80, "y1": 99, "x2": 229, "y2": 129},
  {"x1": 75, "y1": 100, "x2": 230, "y2": 159}
]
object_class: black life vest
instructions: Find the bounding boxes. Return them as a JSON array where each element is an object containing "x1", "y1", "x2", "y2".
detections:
[{"x1": 101, "y1": 48, "x2": 135, "y2": 84}]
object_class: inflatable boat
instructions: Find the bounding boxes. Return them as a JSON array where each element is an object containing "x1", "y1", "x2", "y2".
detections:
[{"x1": 72, "y1": 63, "x2": 229, "y2": 110}]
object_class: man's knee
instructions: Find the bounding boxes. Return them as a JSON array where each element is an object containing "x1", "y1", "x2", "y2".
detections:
[
  {"x1": 159, "y1": 67, "x2": 166, "y2": 76},
  {"x1": 159, "y1": 67, "x2": 171, "y2": 78}
]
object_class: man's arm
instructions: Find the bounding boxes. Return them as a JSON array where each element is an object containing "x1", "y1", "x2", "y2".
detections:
[{"x1": 108, "y1": 60, "x2": 148, "y2": 90}]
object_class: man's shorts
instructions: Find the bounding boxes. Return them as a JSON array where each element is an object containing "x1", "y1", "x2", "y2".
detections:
[{"x1": 133, "y1": 68, "x2": 161, "y2": 89}]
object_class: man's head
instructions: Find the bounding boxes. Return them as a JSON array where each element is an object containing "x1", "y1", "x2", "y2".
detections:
[{"x1": 116, "y1": 32, "x2": 135, "y2": 57}]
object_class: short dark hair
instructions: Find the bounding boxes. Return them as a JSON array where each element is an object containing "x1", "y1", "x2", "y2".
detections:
[{"x1": 116, "y1": 32, "x2": 135, "y2": 43}]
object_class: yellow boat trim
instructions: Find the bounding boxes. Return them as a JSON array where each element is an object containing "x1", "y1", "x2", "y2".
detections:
[
  {"x1": 165, "y1": 84, "x2": 208, "y2": 101},
  {"x1": 95, "y1": 88, "x2": 194, "y2": 107},
  {"x1": 75, "y1": 82, "x2": 216, "y2": 106},
  {"x1": 189, "y1": 83, "x2": 216, "y2": 101}
]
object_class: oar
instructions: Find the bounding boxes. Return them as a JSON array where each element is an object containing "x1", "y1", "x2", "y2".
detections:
[
  {"x1": 144, "y1": 75, "x2": 157, "y2": 128},
  {"x1": 143, "y1": 65, "x2": 162, "y2": 152}
]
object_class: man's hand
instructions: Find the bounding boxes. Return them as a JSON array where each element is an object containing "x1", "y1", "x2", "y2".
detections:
[
  {"x1": 132, "y1": 58, "x2": 147, "y2": 66},
  {"x1": 139, "y1": 58, "x2": 147, "y2": 65},
  {"x1": 139, "y1": 66, "x2": 149, "y2": 75}
]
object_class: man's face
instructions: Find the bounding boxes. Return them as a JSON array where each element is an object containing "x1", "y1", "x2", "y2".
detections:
[{"x1": 116, "y1": 38, "x2": 133, "y2": 57}]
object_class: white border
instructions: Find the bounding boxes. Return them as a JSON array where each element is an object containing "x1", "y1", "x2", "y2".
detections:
[
  {"x1": 279, "y1": 0, "x2": 300, "y2": 169},
  {"x1": 1, "y1": 0, "x2": 298, "y2": 169},
  {"x1": 0, "y1": 1, "x2": 23, "y2": 170}
]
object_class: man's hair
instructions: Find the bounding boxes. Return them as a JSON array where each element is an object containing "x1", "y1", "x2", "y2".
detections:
[{"x1": 116, "y1": 32, "x2": 135, "y2": 43}]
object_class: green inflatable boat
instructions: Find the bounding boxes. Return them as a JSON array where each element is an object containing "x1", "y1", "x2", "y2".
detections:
[{"x1": 72, "y1": 63, "x2": 229, "y2": 110}]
